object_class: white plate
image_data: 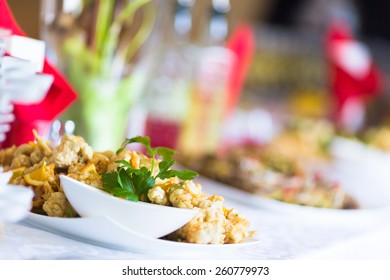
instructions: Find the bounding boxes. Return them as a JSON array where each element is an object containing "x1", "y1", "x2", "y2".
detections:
[
  {"x1": 0, "y1": 171, "x2": 12, "y2": 185},
  {"x1": 298, "y1": 224, "x2": 390, "y2": 259},
  {"x1": 327, "y1": 137, "x2": 390, "y2": 211},
  {"x1": 60, "y1": 175, "x2": 198, "y2": 238},
  {"x1": 196, "y1": 175, "x2": 390, "y2": 224},
  {"x1": 23, "y1": 213, "x2": 260, "y2": 256},
  {"x1": 0, "y1": 183, "x2": 34, "y2": 223}
]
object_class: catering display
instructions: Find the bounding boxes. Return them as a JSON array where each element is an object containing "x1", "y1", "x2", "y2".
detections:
[
  {"x1": 180, "y1": 147, "x2": 358, "y2": 210},
  {"x1": 0, "y1": 1, "x2": 78, "y2": 149},
  {"x1": 0, "y1": 132, "x2": 254, "y2": 245},
  {"x1": 0, "y1": 175, "x2": 33, "y2": 239},
  {"x1": 179, "y1": 117, "x2": 359, "y2": 210},
  {"x1": 361, "y1": 126, "x2": 390, "y2": 152},
  {"x1": 257, "y1": 117, "x2": 335, "y2": 164}
]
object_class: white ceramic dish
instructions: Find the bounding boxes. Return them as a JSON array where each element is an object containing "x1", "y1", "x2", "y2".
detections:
[
  {"x1": 0, "y1": 56, "x2": 53, "y2": 105},
  {"x1": 330, "y1": 136, "x2": 390, "y2": 164},
  {"x1": 330, "y1": 137, "x2": 390, "y2": 183},
  {"x1": 196, "y1": 175, "x2": 390, "y2": 224},
  {"x1": 0, "y1": 171, "x2": 12, "y2": 185},
  {"x1": 23, "y1": 213, "x2": 260, "y2": 256},
  {"x1": 0, "y1": 183, "x2": 34, "y2": 223},
  {"x1": 60, "y1": 175, "x2": 198, "y2": 238},
  {"x1": 298, "y1": 224, "x2": 390, "y2": 259}
]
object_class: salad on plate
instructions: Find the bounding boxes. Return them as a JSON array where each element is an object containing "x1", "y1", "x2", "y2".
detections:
[{"x1": 0, "y1": 131, "x2": 254, "y2": 245}]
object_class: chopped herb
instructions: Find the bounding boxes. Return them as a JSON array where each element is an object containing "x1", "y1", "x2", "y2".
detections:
[
  {"x1": 65, "y1": 206, "x2": 77, "y2": 218},
  {"x1": 102, "y1": 136, "x2": 198, "y2": 202}
]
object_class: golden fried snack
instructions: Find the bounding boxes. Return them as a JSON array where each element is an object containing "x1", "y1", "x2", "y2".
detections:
[{"x1": 0, "y1": 133, "x2": 253, "y2": 244}]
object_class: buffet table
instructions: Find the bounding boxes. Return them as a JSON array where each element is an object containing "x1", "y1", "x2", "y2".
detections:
[{"x1": 1, "y1": 176, "x2": 390, "y2": 260}]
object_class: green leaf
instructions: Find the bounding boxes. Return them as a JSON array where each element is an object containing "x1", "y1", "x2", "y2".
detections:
[
  {"x1": 132, "y1": 167, "x2": 153, "y2": 189},
  {"x1": 103, "y1": 168, "x2": 139, "y2": 201},
  {"x1": 175, "y1": 169, "x2": 199, "y2": 180},
  {"x1": 112, "y1": 188, "x2": 139, "y2": 202},
  {"x1": 156, "y1": 147, "x2": 175, "y2": 162},
  {"x1": 125, "y1": 193, "x2": 140, "y2": 202},
  {"x1": 131, "y1": 167, "x2": 155, "y2": 201},
  {"x1": 118, "y1": 168, "x2": 135, "y2": 193},
  {"x1": 102, "y1": 172, "x2": 121, "y2": 192},
  {"x1": 116, "y1": 136, "x2": 154, "y2": 157},
  {"x1": 115, "y1": 160, "x2": 133, "y2": 168},
  {"x1": 139, "y1": 176, "x2": 156, "y2": 202},
  {"x1": 158, "y1": 159, "x2": 175, "y2": 175},
  {"x1": 157, "y1": 169, "x2": 198, "y2": 180}
]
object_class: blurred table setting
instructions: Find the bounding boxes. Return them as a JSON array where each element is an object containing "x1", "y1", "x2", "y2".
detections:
[
  {"x1": 1, "y1": 0, "x2": 390, "y2": 261},
  {"x1": 1, "y1": 191, "x2": 390, "y2": 260},
  {"x1": 0, "y1": 0, "x2": 77, "y2": 148}
]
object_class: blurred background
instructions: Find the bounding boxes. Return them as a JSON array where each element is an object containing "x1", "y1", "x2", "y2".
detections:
[{"x1": 5, "y1": 0, "x2": 390, "y2": 154}]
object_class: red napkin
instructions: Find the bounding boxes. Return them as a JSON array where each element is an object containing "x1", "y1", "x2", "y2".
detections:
[
  {"x1": 225, "y1": 24, "x2": 255, "y2": 116},
  {"x1": 0, "y1": 0, "x2": 77, "y2": 147},
  {"x1": 325, "y1": 20, "x2": 382, "y2": 129}
]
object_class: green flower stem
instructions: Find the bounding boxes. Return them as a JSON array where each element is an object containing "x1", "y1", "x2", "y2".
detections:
[
  {"x1": 123, "y1": 1, "x2": 155, "y2": 63},
  {"x1": 94, "y1": 0, "x2": 115, "y2": 57},
  {"x1": 60, "y1": 0, "x2": 154, "y2": 150}
]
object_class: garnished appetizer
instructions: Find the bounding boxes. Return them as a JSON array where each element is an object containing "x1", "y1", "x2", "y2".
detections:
[{"x1": 0, "y1": 132, "x2": 253, "y2": 244}]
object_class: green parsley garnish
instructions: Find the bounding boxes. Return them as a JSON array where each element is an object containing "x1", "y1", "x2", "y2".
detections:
[
  {"x1": 65, "y1": 206, "x2": 77, "y2": 218},
  {"x1": 102, "y1": 136, "x2": 198, "y2": 202}
]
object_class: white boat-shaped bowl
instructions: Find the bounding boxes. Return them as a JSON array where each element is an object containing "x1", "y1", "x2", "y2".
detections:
[
  {"x1": 0, "y1": 183, "x2": 34, "y2": 223},
  {"x1": 60, "y1": 175, "x2": 198, "y2": 238}
]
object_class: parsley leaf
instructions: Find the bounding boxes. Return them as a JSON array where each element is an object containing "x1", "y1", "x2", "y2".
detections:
[
  {"x1": 102, "y1": 172, "x2": 121, "y2": 192},
  {"x1": 112, "y1": 188, "x2": 139, "y2": 201},
  {"x1": 157, "y1": 159, "x2": 175, "y2": 176},
  {"x1": 131, "y1": 167, "x2": 156, "y2": 201},
  {"x1": 118, "y1": 168, "x2": 135, "y2": 193},
  {"x1": 102, "y1": 170, "x2": 138, "y2": 201},
  {"x1": 102, "y1": 136, "x2": 198, "y2": 202},
  {"x1": 157, "y1": 169, "x2": 199, "y2": 180},
  {"x1": 156, "y1": 147, "x2": 175, "y2": 161},
  {"x1": 117, "y1": 136, "x2": 154, "y2": 157}
]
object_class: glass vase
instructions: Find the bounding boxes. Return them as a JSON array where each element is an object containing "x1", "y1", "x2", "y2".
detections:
[{"x1": 40, "y1": 0, "x2": 155, "y2": 151}]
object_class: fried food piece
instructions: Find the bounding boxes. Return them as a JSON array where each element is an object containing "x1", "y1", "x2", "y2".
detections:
[
  {"x1": 0, "y1": 145, "x2": 16, "y2": 169},
  {"x1": 91, "y1": 152, "x2": 112, "y2": 174},
  {"x1": 48, "y1": 134, "x2": 93, "y2": 167},
  {"x1": 168, "y1": 180, "x2": 207, "y2": 209},
  {"x1": 43, "y1": 192, "x2": 72, "y2": 217},
  {"x1": 224, "y1": 208, "x2": 252, "y2": 244},
  {"x1": 68, "y1": 163, "x2": 102, "y2": 189},
  {"x1": 167, "y1": 195, "x2": 253, "y2": 244},
  {"x1": 150, "y1": 180, "x2": 252, "y2": 244},
  {"x1": 173, "y1": 197, "x2": 226, "y2": 244}
]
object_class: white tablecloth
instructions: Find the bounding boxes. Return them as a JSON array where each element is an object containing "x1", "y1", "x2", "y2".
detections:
[{"x1": 1, "y1": 194, "x2": 389, "y2": 260}]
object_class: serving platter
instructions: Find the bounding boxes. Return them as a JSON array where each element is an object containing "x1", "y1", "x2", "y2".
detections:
[
  {"x1": 0, "y1": 171, "x2": 258, "y2": 255},
  {"x1": 196, "y1": 173, "x2": 390, "y2": 225},
  {"x1": 23, "y1": 213, "x2": 260, "y2": 256},
  {"x1": 60, "y1": 175, "x2": 198, "y2": 238},
  {"x1": 178, "y1": 138, "x2": 390, "y2": 223},
  {"x1": 0, "y1": 183, "x2": 33, "y2": 223}
]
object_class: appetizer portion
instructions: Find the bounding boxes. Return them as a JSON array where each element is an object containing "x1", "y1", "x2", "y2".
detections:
[
  {"x1": 266, "y1": 117, "x2": 335, "y2": 165},
  {"x1": 0, "y1": 132, "x2": 253, "y2": 244},
  {"x1": 180, "y1": 144, "x2": 359, "y2": 210},
  {"x1": 362, "y1": 126, "x2": 390, "y2": 152}
]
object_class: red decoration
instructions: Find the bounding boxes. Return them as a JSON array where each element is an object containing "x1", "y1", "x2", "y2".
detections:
[
  {"x1": 0, "y1": 0, "x2": 77, "y2": 147},
  {"x1": 325, "y1": 20, "x2": 383, "y2": 129},
  {"x1": 225, "y1": 24, "x2": 255, "y2": 116}
]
